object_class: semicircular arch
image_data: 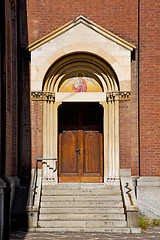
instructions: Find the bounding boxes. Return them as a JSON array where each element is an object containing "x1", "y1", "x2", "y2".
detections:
[{"x1": 43, "y1": 53, "x2": 120, "y2": 94}]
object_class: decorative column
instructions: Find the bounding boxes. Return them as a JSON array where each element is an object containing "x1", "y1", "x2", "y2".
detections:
[
  {"x1": 100, "y1": 102, "x2": 109, "y2": 182},
  {"x1": 52, "y1": 102, "x2": 62, "y2": 184},
  {"x1": 31, "y1": 92, "x2": 57, "y2": 182},
  {"x1": 42, "y1": 92, "x2": 57, "y2": 183},
  {"x1": 104, "y1": 92, "x2": 120, "y2": 184},
  {"x1": 114, "y1": 92, "x2": 120, "y2": 178}
]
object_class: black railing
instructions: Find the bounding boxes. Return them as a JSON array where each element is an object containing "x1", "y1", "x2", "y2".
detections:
[{"x1": 30, "y1": 157, "x2": 57, "y2": 216}]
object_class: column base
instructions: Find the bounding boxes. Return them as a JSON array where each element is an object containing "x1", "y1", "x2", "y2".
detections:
[
  {"x1": 104, "y1": 177, "x2": 120, "y2": 185},
  {"x1": 42, "y1": 178, "x2": 57, "y2": 186}
]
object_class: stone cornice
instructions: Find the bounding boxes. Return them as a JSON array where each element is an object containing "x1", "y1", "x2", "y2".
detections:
[
  {"x1": 31, "y1": 91, "x2": 55, "y2": 101},
  {"x1": 28, "y1": 15, "x2": 136, "y2": 52}
]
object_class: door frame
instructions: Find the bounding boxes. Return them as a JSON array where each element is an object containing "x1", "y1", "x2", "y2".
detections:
[
  {"x1": 42, "y1": 93, "x2": 120, "y2": 184},
  {"x1": 58, "y1": 103, "x2": 104, "y2": 183}
]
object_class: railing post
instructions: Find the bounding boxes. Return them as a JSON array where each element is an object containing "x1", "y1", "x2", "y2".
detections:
[{"x1": 27, "y1": 157, "x2": 57, "y2": 228}]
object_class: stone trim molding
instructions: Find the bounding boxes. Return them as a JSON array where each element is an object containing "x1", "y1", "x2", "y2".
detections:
[
  {"x1": 28, "y1": 16, "x2": 136, "y2": 52},
  {"x1": 31, "y1": 91, "x2": 130, "y2": 102},
  {"x1": 31, "y1": 91, "x2": 55, "y2": 101},
  {"x1": 120, "y1": 91, "x2": 131, "y2": 100}
]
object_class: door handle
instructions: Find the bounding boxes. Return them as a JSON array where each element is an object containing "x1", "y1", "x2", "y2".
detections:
[{"x1": 76, "y1": 148, "x2": 81, "y2": 154}]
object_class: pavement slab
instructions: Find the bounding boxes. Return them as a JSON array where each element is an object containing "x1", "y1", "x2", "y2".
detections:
[{"x1": 10, "y1": 227, "x2": 160, "y2": 240}]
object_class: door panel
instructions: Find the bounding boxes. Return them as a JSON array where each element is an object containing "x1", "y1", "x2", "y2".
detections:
[
  {"x1": 83, "y1": 131, "x2": 100, "y2": 174},
  {"x1": 59, "y1": 131, "x2": 78, "y2": 174}
]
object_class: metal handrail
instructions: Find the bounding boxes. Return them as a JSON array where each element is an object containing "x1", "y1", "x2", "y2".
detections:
[{"x1": 30, "y1": 157, "x2": 57, "y2": 216}]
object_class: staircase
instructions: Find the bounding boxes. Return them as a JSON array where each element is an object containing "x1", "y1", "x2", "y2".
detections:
[{"x1": 37, "y1": 183, "x2": 131, "y2": 233}]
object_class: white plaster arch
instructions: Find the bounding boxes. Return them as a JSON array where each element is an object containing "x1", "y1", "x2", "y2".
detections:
[
  {"x1": 29, "y1": 16, "x2": 135, "y2": 93},
  {"x1": 31, "y1": 45, "x2": 129, "y2": 92},
  {"x1": 42, "y1": 52, "x2": 120, "y2": 100}
]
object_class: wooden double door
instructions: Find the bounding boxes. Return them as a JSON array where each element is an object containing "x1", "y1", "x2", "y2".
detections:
[{"x1": 58, "y1": 103, "x2": 103, "y2": 182}]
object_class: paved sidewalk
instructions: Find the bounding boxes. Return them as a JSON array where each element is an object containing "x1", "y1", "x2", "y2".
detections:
[{"x1": 10, "y1": 227, "x2": 160, "y2": 240}]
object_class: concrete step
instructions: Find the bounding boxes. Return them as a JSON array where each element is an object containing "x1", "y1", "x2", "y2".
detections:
[
  {"x1": 38, "y1": 220, "x2": 127, "y2": 228},
  {"x1": 40, "y1": 207, "x2": 124, "y2": 214},
  {"x1": 32, "y1": 227, "x2": 131, "y2": 233},
  {"x1": 41, "y1": 195, "x2": 122, "y2": 202},
  {"x1": 39, "y1": 213, "x2": 125, "y2": 221},
  {"x1": 42, "y1": 189, "x2": 121, "y2": 196},
  {"x1": 38, "y1": 182, "x2": 127, "y2": 233},
  {"x1": 40, "y1": 201, "x2": 123, "y2": 208},
  {"x1": 42, "y1": 183, "x2": 120, "y2": 190}
]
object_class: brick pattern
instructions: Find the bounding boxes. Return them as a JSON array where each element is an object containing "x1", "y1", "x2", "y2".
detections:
[
  {"x1": 26, "y1": 0, "x2": 139, "y2": 176},
  {"x1": 2, "y1": 0, "x2": 159, "y2": 177},
  {"x1": 11, "y1": 3, "x2": 18, "y2": 176},
  {"x1": 119, "y1": 100, "x2": 131, "y2": 169},
  {"x1": 31, "y1": 101, "x2": 43, "y2": 169},
  {"x1": 131, "y1": 50, "x2": 139, "y2": 176},
  {"x1": 0, "y1": 21, "x2": 1, "y2": 174},
  {"x1": 27, "y1": 0, "x2": 138, "y2": 47},
  {"x1": 0, "y1": 0, "x2": 19, "y2": 178},
  {"x1": 139, "y1": 1, "x2": 160, "y2": 176},
  {"x1": 19, "y1": 0, "x2": 32, "y2": 177}
]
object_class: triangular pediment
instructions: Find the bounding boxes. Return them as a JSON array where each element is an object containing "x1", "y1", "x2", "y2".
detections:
[{"x1": 28, "y1": 15, "x2": 136, "y2": 51}]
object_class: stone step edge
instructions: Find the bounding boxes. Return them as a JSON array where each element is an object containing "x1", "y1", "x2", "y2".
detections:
[
  {"x1": 38, "y1": 220, "x2": 127, "y2": 228},
  {"x1": 29, "y1": 227, "x2": 135, "y2": 233},
  {"x1": 41, "y1": 193, "x2": 121, "y2": 196},
  {"x1": 41, "y1": 184, "x2": 120, "y2": 188},
  {"x1": 38, "y1": 219, "x2": 126, "y2": 221},
  {"x1": 39, "y1": 216, "x2": 126, "y2": 220},
  {"x1": 40, "y1": 203, "x2": 123, "y2": 207},
  {"x1": 40, "y1": 211, "x2": 124, "y2": 214},
  {"x1": 40, "y1": 199, "x2": 122, "y2": 202},
  {"x1": 39, "y1": 213, "x2": 125, "y2": 217},
  {"x1": 40, "y1": 207, "x2": 124, "y2": 209}
]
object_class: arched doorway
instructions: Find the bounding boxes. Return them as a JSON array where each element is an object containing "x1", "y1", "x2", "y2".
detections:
[
  {"x1": 42, "y1": 53, "x2": 120, "y2": 183},
  {"x1": 58, "y1": 102, "x2": 103, "y2": 182}
]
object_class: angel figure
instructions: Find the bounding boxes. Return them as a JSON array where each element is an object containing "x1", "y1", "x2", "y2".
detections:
[{"x1": 62, "y1": 73, "x2": 99, "y2": 92}]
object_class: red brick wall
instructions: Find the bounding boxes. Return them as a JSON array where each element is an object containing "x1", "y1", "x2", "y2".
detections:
[
  {"x1": 120, "y1": 100, "x2": 131, "y2": 169},
  {"x1": 131, "y1": 51, "x2": 139, "y2": 176},
  {"x1": 25, "y1": 0, "x2": 160, "y2": 176},
  {"x1": 139, "y1": 1, "x2": 160, "y2": 176},
  {"x1": 11, "y1": 3, "x2": 18, "y2": 176},
  {"x1": 26, "y1": 0, "x2": 139, "y2": 175},
  {"x1": 2, "y1": 0, "x2": 19, "y2": 178},
  {"x1": 27, "y1": 0, "x2": 138, "y2": 46},
  {"x1": 18, "y1": 0, "x2": 31, "y2": 177},
  {"x1": 0, "y1": 21, "x2": 1, "y2": 174},
  {"x1": 31, "y1": 101, "x2": 43, "y2": 169},
  {"x1": 5, "y1": 1, "x2": 12, "y2": 177}
]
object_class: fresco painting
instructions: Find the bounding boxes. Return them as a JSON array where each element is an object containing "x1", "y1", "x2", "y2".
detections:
[{"x1": 58, "y1": 73, "x2": 103, "y2": 92}]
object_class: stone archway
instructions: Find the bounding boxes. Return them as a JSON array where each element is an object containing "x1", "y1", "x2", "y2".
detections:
[{"x1": 42, "y1": 53, "x2": 120, "y2": 183}]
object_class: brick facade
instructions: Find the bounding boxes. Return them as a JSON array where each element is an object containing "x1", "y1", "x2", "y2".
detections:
[
  {"x1": 1, "y1": 0, "x2": 160, "y2": 236},
  {"x1": 25, "y1": 0, "x2": 160, "y2": 177},
  {"x1": 27, "y1": 0, "x2": 139, "y2": 176},
  {"x1": 27, "y1": 0, "x2": 138, "y2": 46},
  {"x1": 139, "y1": 1, "x2": 160, "y2": 176},
  {"x1": 0, "y1": 0, "x2": 19, "y2": 178},
  {"x1": 31, "y1": 100, "x2": 43, "y2": 169},
  {"x1": 1, "y1": 0, "x2": 160, "y2": 183}
]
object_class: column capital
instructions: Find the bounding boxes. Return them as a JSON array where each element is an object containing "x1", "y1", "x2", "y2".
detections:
[
  {"x1": 31, "y1": 91, "x2": 55, "y2": 102},
  {"x1": 106, "y1": 91, "x2": 119, "y2": 102},
  {"x1": 106, "y1": 91, "x2": 130, "y2": 102},
  {"x1": 119, "y1": 91, "x2": 131, "y2": 100}
]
